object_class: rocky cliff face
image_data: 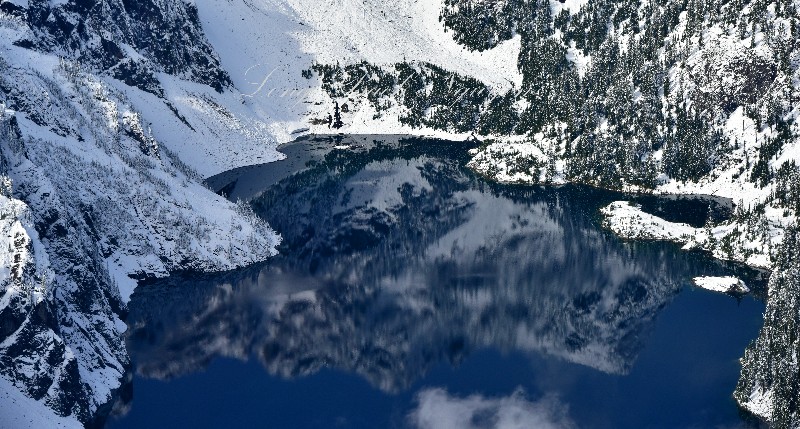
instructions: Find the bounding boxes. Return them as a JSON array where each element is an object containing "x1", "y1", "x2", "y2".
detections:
[
  {"x1": 0, "y1": 155, "x2": 92, "y2": 423},
  {"x1": 0, "y1": 1, "x2": 280, "y2": 426},
  {"x1": 2, "y1": 0, "x2": 230, "y2": 92}
]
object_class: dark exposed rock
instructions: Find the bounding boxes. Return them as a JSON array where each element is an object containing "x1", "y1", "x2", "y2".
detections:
[{"x1": 16, "y1": 0, "x2": 232, "y2": 93}]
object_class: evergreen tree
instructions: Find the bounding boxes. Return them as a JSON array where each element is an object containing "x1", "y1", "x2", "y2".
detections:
[{"x1": 333, "y1": 102, "x2": 343, "y2": 129}]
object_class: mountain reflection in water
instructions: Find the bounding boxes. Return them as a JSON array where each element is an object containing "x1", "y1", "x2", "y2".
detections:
[{"x1": 125, "y1": 136, "x2": 763, "y2": 398}]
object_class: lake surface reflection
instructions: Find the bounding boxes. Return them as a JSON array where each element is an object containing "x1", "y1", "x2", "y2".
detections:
[{"x1": 110, "y1": 136, "x2": 766, "y2": 429}]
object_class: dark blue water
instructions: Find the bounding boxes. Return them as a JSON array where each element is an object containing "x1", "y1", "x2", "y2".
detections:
[{"x1": 108, "y1": 136, "x2": 766, "y2": 429}]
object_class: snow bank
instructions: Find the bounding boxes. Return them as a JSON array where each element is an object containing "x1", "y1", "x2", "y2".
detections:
[
  {"x1": 0, "y1": 188, "x2": 52, "y2": 303},
  {"x1": 0, "y1": 377, "x2": 83, "y2": 429},
  {"x1": 601, "y1": 201, "x2": 697, "y2": 242},
  {"x1": 740, "y1": 386, "x2": 774, "y2": 423},
  {"x1": 467, "y1": 137, "x2": 561, "y2": 183},
  {"x1": 692, "y1": 276, "x2": 750, "y2": 294},
  {"x1": 600, "y1": 198, "x2": 777, "y2": 270}
]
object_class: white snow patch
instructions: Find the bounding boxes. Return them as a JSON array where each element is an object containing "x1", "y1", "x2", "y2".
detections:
[
  {"x1": 741, "y1": 385, "x2": 774, "y2": 422},
  {"x1": 600, "y1": 201, "x2": 697, "y2": 242},
  {"x1": 283, "y1": 0, "x2": 523, "y2": 91},
  {"x1": 0, "y1": 187, "x2": 52, "y2": 304},
  {"x1": 565, "y1": 45, "x2": 591, "y2": 78},
  {"x1": 0, "y1": 376, "x2": 83, "y2": 429},
  {"x1": 467, "y1": 137, "x2": 556, "y2": 184},
  {"x1": 692, "y1": 276, "x2": 750, "y2": 294},
  {"x1": 551, "y1": 0, "x2": 589, "y2": 15}
]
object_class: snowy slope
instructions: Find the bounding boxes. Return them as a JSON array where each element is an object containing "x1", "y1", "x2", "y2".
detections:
[
  {"x1": 191, "y1": 0, "x2": 522, "y2": 141},
  {"x1": 0, "y1": 7, "x2": 281, "y2": 426},
  {"x1": 735, "y1": 226, "x2": 800, "y2": 426},
  {"x1": 0, "y1": 377, "x2": 82, "y2": 429},
  {"x1": 194, "y1": 0, "x2": 522, "y2": 93}
]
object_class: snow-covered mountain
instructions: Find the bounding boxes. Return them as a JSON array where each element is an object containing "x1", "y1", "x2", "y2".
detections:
[
  {"x1": 0, "y1": 1, "x2": 282, "y2": 426},
  {"x1": 0, "y1": 0, "x2": 799, "y2": 427}
]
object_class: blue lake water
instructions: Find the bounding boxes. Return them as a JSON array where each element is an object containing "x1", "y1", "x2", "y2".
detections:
[{"x1": 108, "y1": 136, "x2": 767, "y2": 429}]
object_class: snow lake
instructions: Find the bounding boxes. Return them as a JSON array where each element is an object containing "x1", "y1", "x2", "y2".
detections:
[{"x1": 108, "y1": 136, "x2": 767, "y2": 429}]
